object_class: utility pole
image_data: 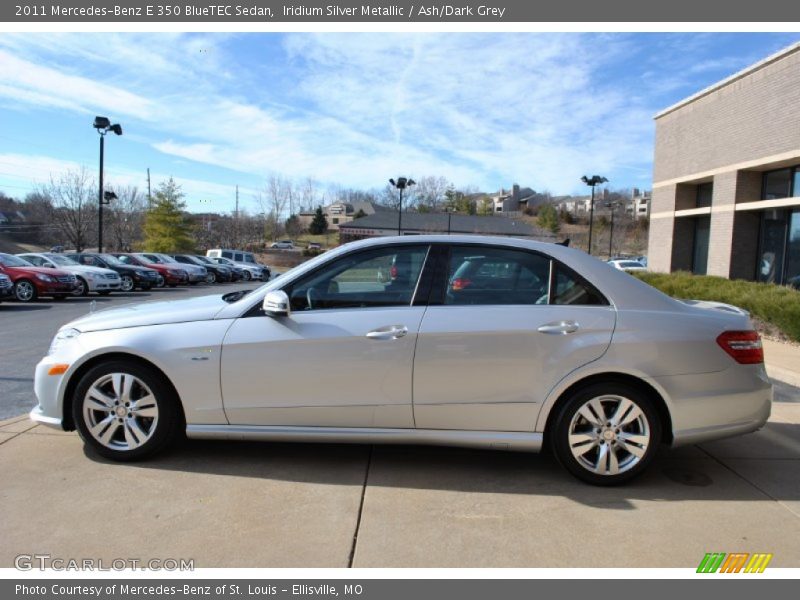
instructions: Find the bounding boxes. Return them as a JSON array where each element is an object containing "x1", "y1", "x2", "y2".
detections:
[
  {"x1": 146, "y1": 168, "x2": 152, "y2": 208},
  {"x1": 235, "y1": 185, "x2": 239, "y2": 248}
]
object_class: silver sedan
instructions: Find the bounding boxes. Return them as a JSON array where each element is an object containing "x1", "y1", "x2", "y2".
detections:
[{"x1": 31, "y1": 235, "x2": 771, "y2": 485}]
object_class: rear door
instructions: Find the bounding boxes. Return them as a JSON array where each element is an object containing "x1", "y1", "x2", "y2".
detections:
[{"x1": 413, "y1": 244, "x2": 616, "y2": 432}]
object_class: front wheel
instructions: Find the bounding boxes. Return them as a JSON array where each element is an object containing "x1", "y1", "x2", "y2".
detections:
[
  {"x1": 73, "y1": 277, "x2": 89, "y2": 297},
  {"x1": 14, "y1": 279, "x2": 37, "y2": 302},
  {"x1": 206, "y1": 272, "x2": 216, "y2": 284},
  {"x1": 550, "y1": 383, "x2": 662, "y2": 486},
  {"x1": 72, "y1": 361, "x2": 183, "y2": 461},
  {"x1": 242, "y1": 270, "x2": 251, "y2": 281},
  {"x1": 120, "y1": 275, "x2": 134, "y2": 292}
]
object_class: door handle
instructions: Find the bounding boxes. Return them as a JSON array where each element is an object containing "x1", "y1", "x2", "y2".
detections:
[
  {"x1": 537, "y1": 320, "x2": 579, "y2": 335},
  {"x1": 366, "y1": 325, "x2": 409, "y2": 340}
]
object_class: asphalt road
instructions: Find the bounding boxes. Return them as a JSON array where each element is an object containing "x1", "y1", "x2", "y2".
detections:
[
  {"x1": 1, "y1": 280, "x2": 798, "y2": 420},
  {"x1": 0, "y1": 281, "x2": 263, "y2": 420}
]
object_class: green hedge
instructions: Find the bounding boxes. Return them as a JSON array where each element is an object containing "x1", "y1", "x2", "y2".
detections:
[{"x1": 635, "y1": 271, "x2": 800, "y2": 342}]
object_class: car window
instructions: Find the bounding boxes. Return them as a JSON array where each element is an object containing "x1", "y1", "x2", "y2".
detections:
[
  {"x1": 444, "y1": 246, "x2": 550, "y2": 306},
  {"x1": 286, "y1": 245, "x2": 429, "y2": 311},
  {"x1": 243, "y1": 253, "x2": 256, "y2": 263},
  {"x1": 552, "y1": 264, "x2": 607, "y2": 306},
  {"x1": 23, "y1": 255, "x2": 46, "y2": 267},
  {"x1": 234, "y1": 252, "x2": 244, "y2": 262}
]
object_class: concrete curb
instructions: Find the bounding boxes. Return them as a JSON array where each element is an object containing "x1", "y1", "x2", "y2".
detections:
[{"x1": 766, "y1": 364, "x2": 800, "y2": 388}]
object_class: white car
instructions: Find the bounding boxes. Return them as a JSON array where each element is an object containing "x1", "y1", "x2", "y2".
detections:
[
  {"x1": 270, "y1": 240, "x2": 295, "y2": 249},
  {"x1": 31, "y1": 235, "x2": 771, "y2": 485},
  {"x1": 608, "y1": 259, "x2": 647, "y2": 273},
  {"x1": 17, "y1": 252, "x2": 121, "y2": 296}
]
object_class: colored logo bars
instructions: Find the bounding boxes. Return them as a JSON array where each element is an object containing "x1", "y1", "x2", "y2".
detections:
[{"x1": 697, "y1": 552, "x2": 773, "y2": 573}]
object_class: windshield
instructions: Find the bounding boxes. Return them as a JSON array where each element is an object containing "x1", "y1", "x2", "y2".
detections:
[
  {"x1": 156, "y1": 254, "x2": 179, "y2": 264},
  {"x1": 47, "y1": 254, "x2": 79, "y2": 266},
  {"x1": 99, "y1": 254, "x2": 123, "y2": 265},
  {"x1": 0, "y1": 254, "x2": 33, "y2": 267},
  {"x1": 195, "y1": 256, "x2": 213, "y2": 265},
  {"x1": 620, "y1": 261, "x2": 643, "y2": 268}
]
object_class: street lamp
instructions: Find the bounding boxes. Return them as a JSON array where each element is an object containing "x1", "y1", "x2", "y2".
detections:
[
  {"x1": 94, "y1": 116, "x2": 123, "y2": 253},
  {"x1": 445, "y1": 206, "x2": 455, "y2": 235},
  {"x1": 581, "y1": 174, "x2": 608, "y2": 255},
  {"x1": 389, "y1": 177, "x2": 415, "y2": 235}
]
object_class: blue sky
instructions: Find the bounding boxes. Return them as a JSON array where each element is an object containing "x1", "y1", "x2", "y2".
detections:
[{"x1": 0, "y1": 32, "x2": 797, "y2": 214}]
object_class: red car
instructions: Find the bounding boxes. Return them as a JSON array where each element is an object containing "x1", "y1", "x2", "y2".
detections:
[
  {"x1": 0, "y1": 253, "x2": 78, "y2": 302},
  {"x1": 110, "y1": 253, "x2": 189, "y2": 288}
]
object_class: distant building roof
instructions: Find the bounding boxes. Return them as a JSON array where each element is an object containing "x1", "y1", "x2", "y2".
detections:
[{"x1": 339, "y1": 211, "x2": 555, "y2": 239}]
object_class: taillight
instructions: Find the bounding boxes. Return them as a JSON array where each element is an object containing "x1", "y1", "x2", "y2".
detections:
[
  {"x1": 716, "y1": 330, "x2": 764, "y2": 364},
  {"x1": 451, "y1": 277, "x2": 472, "y2": 291}
]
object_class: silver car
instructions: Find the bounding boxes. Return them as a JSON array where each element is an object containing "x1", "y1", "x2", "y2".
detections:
[{"x1": 31, "y1": 235, "x2": 771, "y2": 485}]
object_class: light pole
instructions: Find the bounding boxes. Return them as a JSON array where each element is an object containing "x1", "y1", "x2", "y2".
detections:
[
  {"x1": 390, "y1": 177, "x2": 415, "y2": 235},
  {"x1": 581, "y1": 174, "x2": 608, "y2": 255},
  {"x1": 605, "y1": 201, "x2": 620, "y2": 259},
  {"x1": 94, "y1": 116, "x2": 122, "y2": 252},
  {"x1": 445, "y1": 206, "x2": 455, "y2": 234}
]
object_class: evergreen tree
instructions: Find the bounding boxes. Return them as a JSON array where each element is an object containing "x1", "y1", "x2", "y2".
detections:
[
  {"x1": 309, "y1": 206, "x2": 328, "y2": 235},
  {"x1": 143, "y1": 178, "x2": 195, "y2": 252},
  {"x1": 537, "y1": 203, "x2": 561, "y2": 233}
]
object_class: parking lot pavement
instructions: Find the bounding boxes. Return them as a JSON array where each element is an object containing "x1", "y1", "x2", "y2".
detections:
[
  {"x1": 0, "y1": 282, "x2": 263, "y2": 420},
  {"x1": 2, "y1": 404, "x2": 799, "y2": 568}
]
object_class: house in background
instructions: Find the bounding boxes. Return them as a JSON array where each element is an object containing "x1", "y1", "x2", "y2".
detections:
[{"x1": 298, "y1": 200, "x2": 390, "y2": 231}]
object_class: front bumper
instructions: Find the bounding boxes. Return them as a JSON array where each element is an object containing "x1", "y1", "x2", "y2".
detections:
[
  {"x1": 31, "y1": 357, "x2": 69, "y2": 430},
  {"x1": 41, "y1": 282, "x2": 78, "y2": 295},
  {"x1": 88, "y1": 280, "x2": 121, "y2": 292}
]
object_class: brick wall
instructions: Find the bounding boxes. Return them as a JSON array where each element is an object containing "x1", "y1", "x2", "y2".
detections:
[{"x1": 654, "y1": 48, "x2": 800, "y2": 183}]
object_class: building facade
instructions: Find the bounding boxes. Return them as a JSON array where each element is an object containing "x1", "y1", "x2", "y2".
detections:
[{"x1": 649, "y1": 42, "x2": 800, "y2": 287}]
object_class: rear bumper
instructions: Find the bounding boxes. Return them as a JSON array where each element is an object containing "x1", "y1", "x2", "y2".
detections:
[{"x1": 653, "y1": 364, "x2": 772, "y2": 447}]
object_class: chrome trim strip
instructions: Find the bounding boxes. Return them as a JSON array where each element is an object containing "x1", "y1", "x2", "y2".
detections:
[{"x1": 186, "y1": 424, "x2": 543, "y2": 452}]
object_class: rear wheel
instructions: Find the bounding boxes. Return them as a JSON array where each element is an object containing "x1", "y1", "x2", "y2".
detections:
[
  {"x1": 551, "y1": 383, "x2": 661, "y2": 486},
  {"x1": 14, "y1": 279, "x2": 37, "y2": 302},
  {"x1": 72, "y1": 361, "x2": 183, "y2": 461}
]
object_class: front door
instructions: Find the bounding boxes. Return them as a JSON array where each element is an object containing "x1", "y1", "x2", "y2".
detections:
[{"x1": 221, "y1": 244, "x2": 431, "y2": 428}]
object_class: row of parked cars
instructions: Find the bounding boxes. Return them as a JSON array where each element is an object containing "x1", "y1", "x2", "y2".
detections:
[{"x1": 0, "y1": 249, "x2": 271, "y2": 303}]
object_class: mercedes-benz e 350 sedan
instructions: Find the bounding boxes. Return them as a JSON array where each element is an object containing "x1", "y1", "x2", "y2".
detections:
[{"x1": 31, "y1": 236, "x2": 772, "y2": 485}]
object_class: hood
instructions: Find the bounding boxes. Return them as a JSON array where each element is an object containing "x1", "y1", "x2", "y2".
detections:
[
  {"x1": 67, "y1": 293, "x2": 230, "y2": 333},
  {"x1": 7, "y1": 265, "x2": 72, "y2": 277},
  {"x1": 67, "y1": 265, "x2": 119, "y2": 276}
]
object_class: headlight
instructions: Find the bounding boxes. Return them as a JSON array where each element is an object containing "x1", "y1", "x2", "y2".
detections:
[
  {"x1": 48, "y1": 328, "x2": 80, "y2": 356},
  {"x1": 35, "y1": 273, "x2": 55, "y2": 282}
]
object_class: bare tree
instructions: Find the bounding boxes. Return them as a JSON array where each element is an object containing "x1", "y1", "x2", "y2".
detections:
[
  {"x1": 257, "y1": 175, "x2": 292, "y2": 241},
  {"x1": 105, "y1": 185, "x2": 145, "y2": 251},
  {"x1": 300, "y1": 177, "x2": 319, "y2": 212},
  {"x1": 414, "y1": 176, "x2": 450, "y2": 211},
  {"x1": 42, "y1": 167, "x2": 96, "y2": 252}
]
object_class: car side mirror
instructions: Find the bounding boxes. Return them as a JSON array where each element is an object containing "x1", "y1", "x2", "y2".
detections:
[{"x1": 262, "y1": 290, "x2": 291, "y2": 318}]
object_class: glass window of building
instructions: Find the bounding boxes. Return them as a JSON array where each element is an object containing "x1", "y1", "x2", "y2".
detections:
[
  {"x1": 692, "y1": 216, "x2": 710, "y2": 275},
  {"x1": 696, "y1": 183, "x2": 713, "y2": 208},
  {"x1": 785, "y1": 211, "x2": 800, "y2": 288},
  {"x1": 763, "y1": 169, "x2": 792, "y2": 200}
]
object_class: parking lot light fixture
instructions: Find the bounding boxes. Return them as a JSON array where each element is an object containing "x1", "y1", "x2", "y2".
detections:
[
  {"x1": 94, "y1": 116, "x2": 123, "y2": 253},
  {"x1": 390, "y1": 177, "x2": 416, "y2": 235},
  {"x1": 581, "y1": 174, "x2": 608, "y2": 255}
]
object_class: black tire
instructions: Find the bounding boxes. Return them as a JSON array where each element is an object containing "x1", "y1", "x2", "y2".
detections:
[
  {"x1": 120, "y1": 275, "x2": 135, "y2": 292},
  {"x1": 74, "y1": 277, "x2": 89, "y2": 297},
  {"x1": 550, "y1": 382, "x2": 662, "y2": 486},
  {"x1": 242, "y1": 270, "x2": 251, "y2": 281},
  {"x1": 72, "y1": 360, "x2": 183, "y2": 461},
  {"x1": 206, "y1": 272, "x2": 217, "y2": 284},
  {"x1": 13, "y1": 279, "x2": 37, "y2": 302}
]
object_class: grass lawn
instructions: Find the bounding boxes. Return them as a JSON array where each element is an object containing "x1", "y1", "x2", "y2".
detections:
[{"x1": 635, "y1": 271, "x2": 800, "y2": 343}]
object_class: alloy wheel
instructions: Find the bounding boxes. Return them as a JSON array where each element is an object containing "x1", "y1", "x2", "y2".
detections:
[
  {"x1": 82, "y1": 373, "x2": 159, "y2": 451},
  {"x1": 567, "y1": 394, "x2": 651, "y2": 477},
  {"x1": 14, "y1": 280, "x2": 35, "y2": 302},
  {"x1": 120, "y1": 275, "x2": 134, "y2": 292}
]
